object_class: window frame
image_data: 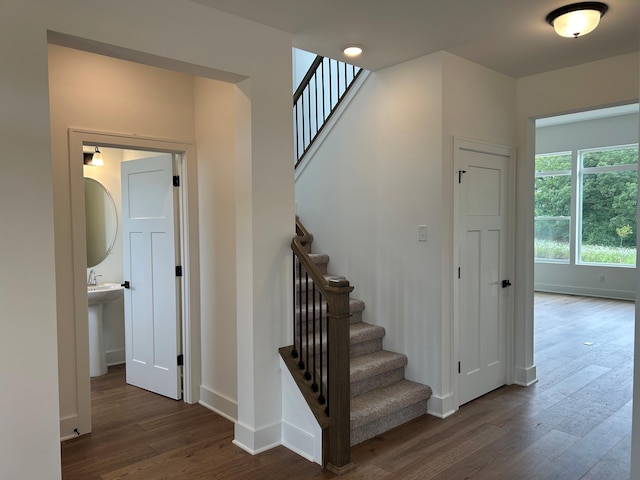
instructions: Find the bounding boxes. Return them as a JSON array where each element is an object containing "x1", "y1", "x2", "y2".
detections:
[{"x1": 535, "y1": 144, "x2": 638, "y2": 268}]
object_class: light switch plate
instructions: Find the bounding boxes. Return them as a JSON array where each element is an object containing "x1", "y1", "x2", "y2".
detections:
[{"x1": 418, "y1": 225, "x2": 427, "y2": 242}]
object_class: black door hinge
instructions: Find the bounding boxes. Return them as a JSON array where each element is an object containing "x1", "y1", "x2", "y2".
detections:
[
  {"x1": 177, "y1": 354, "x2": 184, "y2": 366},
  {"x1": 458, "y1": 170, "x2": 467, "y2": 183},
  {"x1": 173, "y1": 175, "x2": 180, "y2": 187},
  {"x1": 176, "y1": 266, "x2": 183, "y2": 277},
  {"x1": 458, "y1": 361, "x2": 461, "y2": 374},
  {"x1": 458, "y1": 267, "x2": 461, "y2": 279},
  {"x1": 502, "y1": 279, "x2": 512, "y2": 288}
]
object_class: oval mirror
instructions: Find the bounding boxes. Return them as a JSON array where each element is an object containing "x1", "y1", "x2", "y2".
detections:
[{"x1": 84, "y1": 178, "x2": 118, "y2": 267}]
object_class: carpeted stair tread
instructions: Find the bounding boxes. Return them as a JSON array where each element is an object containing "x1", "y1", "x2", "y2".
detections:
[
  {"x1": 350, "y1": 350, "x2": 407, "y2": 383},
  {"x1": 349, "y1": 322, "x2": 385, "y2": 345},
  {"x1": 350, "y1": 379, "x2": 431, "y2": 431}
]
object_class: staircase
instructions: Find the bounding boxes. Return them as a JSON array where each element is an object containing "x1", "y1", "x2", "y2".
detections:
[{"x1": 299, "y1": 248, "x2": 432, "y2": 447}]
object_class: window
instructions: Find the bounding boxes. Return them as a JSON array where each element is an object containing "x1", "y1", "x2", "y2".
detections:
[
  {"x1": 534, "y1": 152, "x2": 572, "y2": 262},
  {"x1": 579, "y1": 146, "x2": 637, "y2": 265},
  {"x1": 535, "y1": 145, "x2": 638, "y2": 266}
]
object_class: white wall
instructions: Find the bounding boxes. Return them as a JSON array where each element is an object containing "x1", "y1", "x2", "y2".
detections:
[
  {"x1": 295, "y1": 51, "x2": 517, "y2": 417},
  {"x1": 535, "y1": 112, "x2": 639, "y2": 300},
  {"x1": 515, "y1": 52, "x2": 640, "y2": 388},
  {"x1": 0, "y1": 3, "x2": 62, "y2": 479},
  {"x1": 1, "y1": 1, "x2": 294, "y2": 476}
]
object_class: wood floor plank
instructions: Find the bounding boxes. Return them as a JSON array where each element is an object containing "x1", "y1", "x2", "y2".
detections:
[{"x1": 61, "y1": 293, "x2": 633, "y2": 479}]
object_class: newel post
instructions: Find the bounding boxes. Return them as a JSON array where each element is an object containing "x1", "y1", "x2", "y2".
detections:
[{"x1": 325, "y1": 276, "x2": 354, "y2": 475}]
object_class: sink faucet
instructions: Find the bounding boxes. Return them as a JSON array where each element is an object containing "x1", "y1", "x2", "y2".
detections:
[{"x1": 87, "y1": 269, "x2": 102, "y2": 286}]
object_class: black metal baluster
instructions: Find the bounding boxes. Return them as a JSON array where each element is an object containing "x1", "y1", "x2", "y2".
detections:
[
  {"x1": 304, "y1": 271, "x2": 312, "y2": 380},
  {"x1": 321, "y1": 59, "x2": 326, "y2": 124},
  {"x1": 318, "y1": 295, "x2": 325, "y2": 406},
  {"x1": 306, "y1": 87, "x2": 312, "y2": 152},
  {"x1": 297, "y1": 260, "x2": 305, "y2": 371},
  {"x1": 294, "y1": 103, "x2": 300, "y2": 162},
  {"x1": 314, "y1": 70, "x2": 319, "y2": 138},
  {"x1": 291, "y1": 253, "x2": 298, "y2": 359},
  {"x1": 311, "y1": 281, "x2": 318, "y2": 392},
  {"x1": 329, "y1": 59, "x2": 334, "y2": 110},
  {"x1": 324, "y1": 303, "x2": 330, "y2": 415}
]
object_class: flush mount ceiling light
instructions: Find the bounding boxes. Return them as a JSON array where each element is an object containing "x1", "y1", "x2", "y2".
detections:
[
  {"x1": 343, "y1": 45, "x2": 363, "y2": 58},
  {"x1": 546, "y1": 2, "x2": 608, "y2": 38}
]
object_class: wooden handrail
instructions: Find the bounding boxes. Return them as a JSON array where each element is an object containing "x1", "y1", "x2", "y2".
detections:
[
  {"x1": 287, "y1": 218, "x2": 354, "y2": 473},
  {"x1": 295, "y1": 216, "x2": 313, "y2": 245}
]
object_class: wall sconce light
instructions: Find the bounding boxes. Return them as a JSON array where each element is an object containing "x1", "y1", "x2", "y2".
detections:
[
  {"x1": 343, "y1": 45, "x2": 364, "y2": 58},
  {"x1": 84, "y1": 147, "x2": 104, "y2": 166},
  {"x1": 546, "y1": 2, "x2": 608, "y2": 38}
]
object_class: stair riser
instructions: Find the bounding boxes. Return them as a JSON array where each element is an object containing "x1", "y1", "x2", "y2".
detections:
[
  {"x1": 295, "y1": 355, "x2": 407, "y2": 394},
  {"x1": 350, "y1": 399, "x2": 429, "y2": 446},
  {"x1": 350, "y1": 367, "x2": 405, "y2": 397},
  {"x1": 351, "y1": 338, "x2": 382, "y2": 358},
  {"x1": 297, "y1": 331, "x2": 383, "y2": 358}
]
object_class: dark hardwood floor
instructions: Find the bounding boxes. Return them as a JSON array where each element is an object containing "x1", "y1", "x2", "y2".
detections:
[{"x1": 61, "y1": 292, "x2": 634, "y2": 479}]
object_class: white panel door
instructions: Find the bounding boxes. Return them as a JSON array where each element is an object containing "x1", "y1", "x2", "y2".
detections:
[
  {"x1": 457, "y1": 141, "x2": 511, "y2": 406},
  {"x1": 121, "y1": 154, "x2": 181, "y2": 400}
]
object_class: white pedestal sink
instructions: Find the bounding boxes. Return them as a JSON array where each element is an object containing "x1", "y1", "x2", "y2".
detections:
[{"x1": 88, "y1": 283, "x2": 124, "y2": 377}]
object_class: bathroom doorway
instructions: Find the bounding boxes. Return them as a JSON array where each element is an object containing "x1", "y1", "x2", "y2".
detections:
[{"x1": 69, "y1": 130, "x2": 201, "y2": 437}]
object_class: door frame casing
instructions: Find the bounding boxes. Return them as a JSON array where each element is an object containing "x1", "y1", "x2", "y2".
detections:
[
  {"x1": 67, "y1": 128, "x2": 201, "y2": 436},
  {"x1": 452, "y1": 136, "x2": 516, "y2": 410}
]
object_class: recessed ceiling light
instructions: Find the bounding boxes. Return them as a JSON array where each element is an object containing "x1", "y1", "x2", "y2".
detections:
[{"x1": 343, "y1": 45, "x2": 363, "y2": 58}]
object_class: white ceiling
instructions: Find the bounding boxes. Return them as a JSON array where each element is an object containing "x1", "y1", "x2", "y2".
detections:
[{"x1": 190, "y1": 0, "x2": 640, "y2": 78}]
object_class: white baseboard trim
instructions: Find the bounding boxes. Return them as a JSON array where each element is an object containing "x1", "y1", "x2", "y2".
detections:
[
  {"x1": 233, "y1": 421, "x2": 282, "y2": 455},
  {"x1": 427, "y1": 393, "x2": 457, "y2": 419},
  {"x1": 535, "y1": 284, "x2": 634, "y2": 301},
  {"x1": 199, "y1": 385, "x2": 238, "y2": 423},
  {"x1": 60, "y1": 414, "x2": 79, "y2": 441},
  {"x1": 106, "y1": 348, "x2": 125, "y2": 366},
  {"x1": 514, "y1": 365, "x2": 538, "y2": 387}
]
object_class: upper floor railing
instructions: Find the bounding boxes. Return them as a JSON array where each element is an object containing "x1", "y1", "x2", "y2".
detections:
[{"x1": 294, "y1": 56, "x2": 363, "y2": 168}]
